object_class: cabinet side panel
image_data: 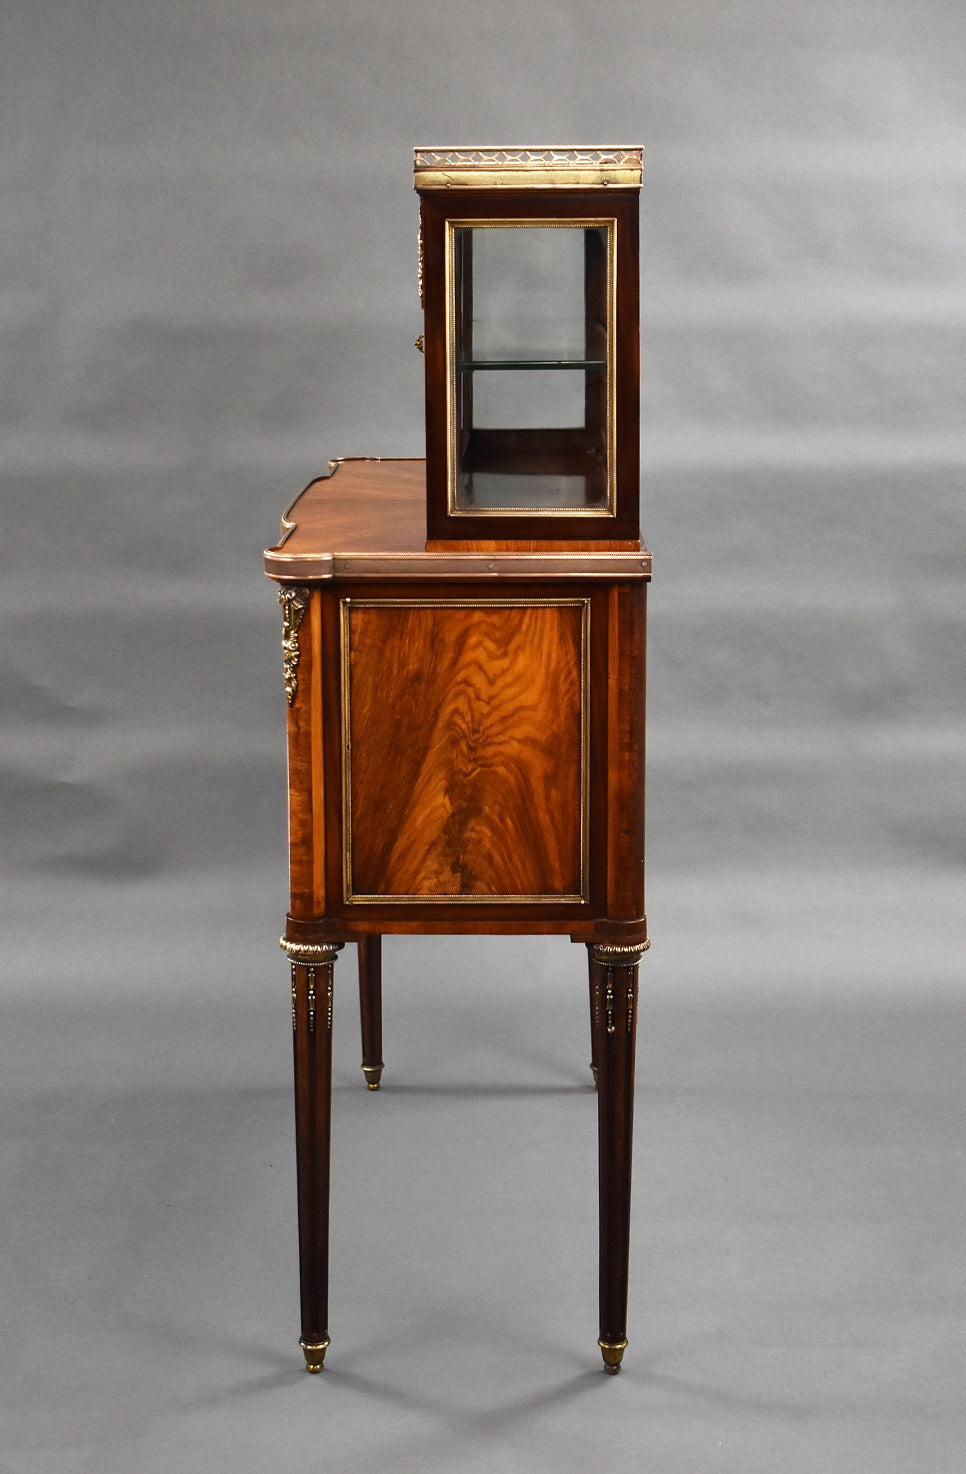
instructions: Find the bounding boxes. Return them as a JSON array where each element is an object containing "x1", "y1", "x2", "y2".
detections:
[
  {"x1": 343, "y1": 599, "x2": 587, "y2": 901},
  {"x1": 286, "y1": 590, "x2": 325, "y2": 917},
  {"x1": 606, "y1": 582, "x2": 646, "y2": 920}
]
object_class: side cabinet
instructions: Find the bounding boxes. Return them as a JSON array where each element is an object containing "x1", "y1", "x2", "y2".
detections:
[{"x1": 282, "y1": 577, "x2": 646, "y2": 939}]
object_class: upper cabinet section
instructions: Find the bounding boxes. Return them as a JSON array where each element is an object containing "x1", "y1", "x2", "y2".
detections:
[{"x1": 415, "y1": 147, "x2": 643, "y2": 544}]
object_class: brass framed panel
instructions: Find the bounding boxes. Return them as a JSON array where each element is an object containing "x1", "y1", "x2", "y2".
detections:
[
  {"x1": 443, "y1": 218, "x2": 618, "y2": 519},
  {"x1": 339, "y1": 596, "x2": 591, "y2": 904}
]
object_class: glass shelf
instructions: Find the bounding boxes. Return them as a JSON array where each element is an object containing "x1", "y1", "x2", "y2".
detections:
[{"x1": 458, "y1": 357, "x2": 606, "y2": 371}]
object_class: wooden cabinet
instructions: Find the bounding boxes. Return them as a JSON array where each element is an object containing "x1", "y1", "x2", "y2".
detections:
[
  {"x1": 415, "y1": 146, "x2": 642, "y2": 542},
  {"x1": 265, "y1": 147, "x2": 649, "y2": 1377},
  {"x1": 266, "y1": 457, "x2": 650, "y2": 1374}
]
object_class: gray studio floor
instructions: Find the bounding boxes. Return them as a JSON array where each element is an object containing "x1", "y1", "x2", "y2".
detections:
[{"x1": 3, "y1": 870, "x2": 964, "y2": 1474}]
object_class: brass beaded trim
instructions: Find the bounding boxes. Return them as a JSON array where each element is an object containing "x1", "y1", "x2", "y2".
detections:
[
  {"x1": 307, "y1": 966, "x2": 316, "y2": 1034},
  {"x1": 590, "y1": 939, "x2": 650, "y2": 966},
  {"x1": 279, "y1": 938, "x2": 344, "y2": 965}
]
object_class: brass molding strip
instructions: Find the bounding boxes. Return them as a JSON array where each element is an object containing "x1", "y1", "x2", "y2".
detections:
[
  {"x1": 414, "y1": 146, "x2": 643, "y2": 190},
  {"x1": 266, "y1": 549, "x2": 652, "y2": 582}
]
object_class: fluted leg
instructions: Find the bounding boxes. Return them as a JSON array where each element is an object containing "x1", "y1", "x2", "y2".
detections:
[
  {"x1": 357, "y1": 935, "x2": 384, "y2": 1089},
  {"x1": 586, "y1": 943, "x2": 599, "y2": 1086},
  {"x1": 591, "y1": 940, "x2": 648, "y2": 1374},
  {"x1": 285, "y1": 941, "x2": 343, "y2": 1372}
]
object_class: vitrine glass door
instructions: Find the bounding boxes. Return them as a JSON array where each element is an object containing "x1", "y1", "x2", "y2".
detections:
[{"x1": 447, "y1": 220, "x2": 616, "y2": 516}]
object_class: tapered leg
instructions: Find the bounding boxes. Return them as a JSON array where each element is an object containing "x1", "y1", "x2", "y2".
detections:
[
  {"x1": 591, "y1": 940, "x2": 648, "y2": 1374},
  {"x1": 586, "y1": 943, "x2": 599, "y2": 1086},
  {"x1": 357, "y1": 935, "x2": 384, "y2": 1089},
  {"x1": 285, "y1": 941, "x2": 343, "y2": 1372}
]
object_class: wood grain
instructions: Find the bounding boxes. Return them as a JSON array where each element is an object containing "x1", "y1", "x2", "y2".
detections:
[
  {"x1": 606, "y1": 581, "x2": 647, "y2": 921},
  {"x1": 286, "y1": 590, "x2": 324, "y2": 918},
  {"x1": 342, "y1": 599, "x2": 587, "y2": 899}
]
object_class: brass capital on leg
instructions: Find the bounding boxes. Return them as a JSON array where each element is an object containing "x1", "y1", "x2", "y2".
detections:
[
  {"x1": 300, "y1": 1337, "x2": 331, "y2": 1373},
  {"x1": 598, "y1": 1337, "x2": 628, "y2": 1374}
]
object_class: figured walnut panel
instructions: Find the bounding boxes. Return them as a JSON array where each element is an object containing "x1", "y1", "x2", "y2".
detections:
[{"x1": 342, "y1": 599, "x2": 588, "y2": 901}]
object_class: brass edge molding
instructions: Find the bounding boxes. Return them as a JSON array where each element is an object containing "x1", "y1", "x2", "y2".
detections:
[
  {"x1": 279, "y1": 938, "x2": 344, "y2": 964},
  {"x1": 444, "y1": 217, "x2": 618, "y2": 519},
  {"x1": 265, "y1": 551, "x2": 653, "y2": 581},
  {"x1": 414, "y1": 146, "x2": 643, "y2": 189},
  {"x1": 340, "y1": 595, "x2": 591, "y2": 905},
  {"x1": 591, "y1": 939, "x2": 650, "y2": 965},
  {"x1": 278, "y1": 585, "x2": 309, "y2": 706}
]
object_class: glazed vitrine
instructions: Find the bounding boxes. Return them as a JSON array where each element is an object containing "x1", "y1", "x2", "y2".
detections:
[{"x1": 415, "y1": 146, "x2": 642, "y2": 542}]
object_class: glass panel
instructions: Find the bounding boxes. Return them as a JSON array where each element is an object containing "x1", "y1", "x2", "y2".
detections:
[
  {"x1": 468, "y1": 367, "x2": 588, "y2": 430},
  {"x1": 450, "y1": 223, "x2": 613, "y2": 514},
  {"x1": 461, "y1": 226, "x2": 590, "y2": 362}
]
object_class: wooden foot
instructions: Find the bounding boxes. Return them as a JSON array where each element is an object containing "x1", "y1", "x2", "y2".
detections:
[
  {"x1": 282, "y1": 939, "x2": 343, "y2": 1372},
  {"x1": 357, "y1": 935, "x2": 384, "y2": 1090},
  {"x1": 590, "y1": 940, "x2": 648, "y2": 1374}
]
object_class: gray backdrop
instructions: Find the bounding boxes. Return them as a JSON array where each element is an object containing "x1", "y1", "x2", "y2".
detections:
[{"x1": 3, "y1": 3, "x2": 964, "y2": 1471}]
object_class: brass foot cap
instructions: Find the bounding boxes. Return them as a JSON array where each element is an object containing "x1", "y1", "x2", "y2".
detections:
[
  {"x1": 300, "y1": 1337, "x2": 330, "y2": 1373},
  {"x1": 599, "y1": 1337, "x2": 627, "y2": 1374},
  {"x1": 362, "y1": 1063, "x2": 384, "y2": 1090}
]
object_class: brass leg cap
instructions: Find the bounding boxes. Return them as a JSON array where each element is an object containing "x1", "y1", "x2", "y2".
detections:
[
  {"x1": 599, "y1": 1337, "x2": 628, "y2": 1374},
  {"x1": 362, "y1": 1063, "x2": 384, "y2": 1090},
  {"x1": 300, "y1": 1337, "x2": 330, "y2": 1373}
]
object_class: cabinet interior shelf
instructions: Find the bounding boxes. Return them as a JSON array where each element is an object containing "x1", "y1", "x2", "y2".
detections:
[{"x1": 458, "y1": 358, "x2": 606, "y2": 372}]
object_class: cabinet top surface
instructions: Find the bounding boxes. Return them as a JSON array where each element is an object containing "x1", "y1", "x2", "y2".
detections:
[{"x1": 264, "y1": 459, "x2": 651, "y2": 583}]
